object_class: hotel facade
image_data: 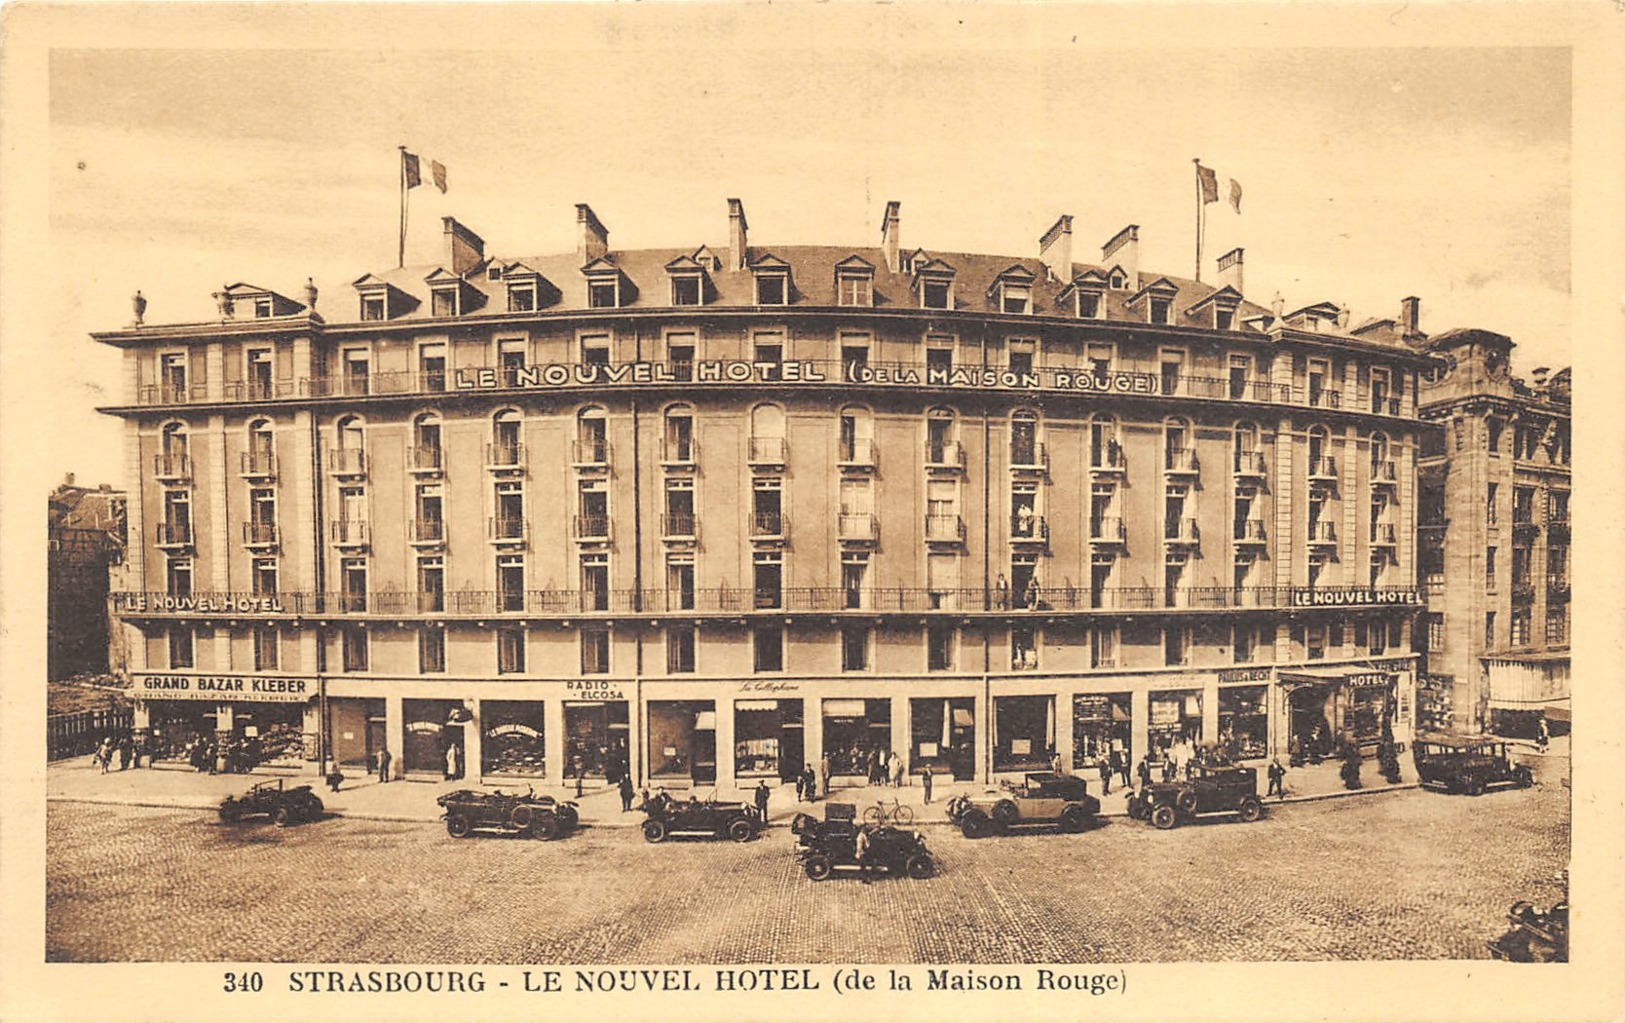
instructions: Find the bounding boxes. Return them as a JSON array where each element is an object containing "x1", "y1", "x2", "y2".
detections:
[{"x1": 100, "y1": 199, "x2": 1433, "y2": 787}]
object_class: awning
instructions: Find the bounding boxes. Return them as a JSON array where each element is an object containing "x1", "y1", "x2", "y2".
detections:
[
  {"x1": 694, "y1": 710, "x2": 716, "y2": 730},
  {"x1": 952, "y1": 708, "x2": 975, "y2": 727},
  {"x1": 1545, "y1": 703, "x2": 1571, "y2": 724},
  {"x1": 1277, "y1": 670, "x2": 1347, "y2": 691},
  {"x1": 824, "y1": 699, "x2": 867, "y2": 718},
  {"x1": 736, "y1": 700, "x2": 779, "y2": 712}
]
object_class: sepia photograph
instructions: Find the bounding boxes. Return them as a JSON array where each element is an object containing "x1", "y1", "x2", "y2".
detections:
[{"x1": 2, "y1": 3, "x2": 1622, "y2": 1021}]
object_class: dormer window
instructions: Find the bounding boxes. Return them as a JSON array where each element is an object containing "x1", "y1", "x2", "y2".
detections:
[
  {"x1": 913, "y1": 259, "x2": 958, "y2": 311},
  {"x1": 1215, "y1": 306, "x2": 1235, "y2": 331},
  {"x1": 1126, "y1": 277, "x2": 1180, "y2": 327},
  {"x1": 588, "y1": 279, "x2": 619, "y2": 308},
  {"x1": 1080, "y1": 290, "x2": 1102, "y2": 319},
  {"x1": 1109, "y1": 269, "x2": 1128, "y2": 290},
  {"x1": 1149, "y1": 296, "x2": 1171, "y2": 325},
  {"x1": 672, "y1": 275, "x2": 702, "y2": 306},
  {"x1": 507, "y1": 281, "x2": 537, "y2": 312},
  {"x1": 360, "y1": 295, "x2": 386, "y2": 321},
  {"x1": 582, "y1": 257, "x2": 632, "y2": 310},
  {"x1": 834, "y1": 255, "x2": 876, "y2": 308},
  {"x1": 663, "y1": 254, "x2": 710, "y2": 308},
  {"x1": 431, "y1": 286, "x2": 459, "y2": 318},
  {"x1": 253, "y1": 297, "x2": 273, "y2": 318},
  {"x1": 487, "y1": 265, "x2": 504, "y2": 281},
  {"x1": 749, "y1": 254, "x2": 792, "y2": 306},
  {"x1": 922, "y1": 280, "x2": 949, "y2": 309},
  {"x1": 1001, "y1": 284, "x2": 1031, "y2": 314}
]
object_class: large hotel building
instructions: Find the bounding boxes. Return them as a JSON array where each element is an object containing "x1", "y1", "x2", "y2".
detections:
[{"x1": 101, "y1": 199, "x2": 1435, "y2": 786}]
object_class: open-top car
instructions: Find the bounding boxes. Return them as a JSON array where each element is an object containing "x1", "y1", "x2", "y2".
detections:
[
  {"x1": 1126, "y1": 765, "x2": 1262, "y2": 830},
  {"x1": 790, "y1": 803, "x2": 935, "y2": 881},
  {"x1": 945, "y1": 772, "x2": 1100, "y2": 838},
  {"x1": 437, "y1": 787, "x2": 579, "y2": 839},
  {"x1": 1487, "y1": 899, "x2": 1568, "y2": 962},
  {"x1": 1412, "y1": 738, "x2": 1534, "y2": 795},
  {"x1": 641, "y1": 791, "x2": 763, "y2": 842},
  {"x1": 218, "y1": 778, "x2": 324, "y2": 827}
]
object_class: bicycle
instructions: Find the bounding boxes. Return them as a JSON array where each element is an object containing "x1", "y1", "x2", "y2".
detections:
[{"x1": 862, "y1": 796, "x2": 914, "y2": 827}]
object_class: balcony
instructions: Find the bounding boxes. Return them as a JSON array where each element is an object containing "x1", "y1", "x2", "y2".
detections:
[
  {"x1": 1233, "y1": 451, "x2": 1267, "y2": 481},
  {"x1": 152, "y1": 454, "x2": 191, "y2": 482},
  {"x1": 837, "y1": 512, "x2": 879, "y2": 544},
  {"x1": 1511, "y1": 518, "x2": 1541, "y2": 541},
  {"x1": 1091, "y1": 444, "x2": 1128, "y2": 477},
  {"x1": 489, "y1": 516, "x2": 529, "y2": 546},
  {"x1": 1308, "y1": 456, "x2": 1338, "y2": 481},
  {"x1": 924, "y1": 514, "x2": 966, "y2": 545},
  {"x1": 240, "y1": 450, "x2": 277, "y2": 480},
  {"x1": 407, "y1": 445, "x2": 444, "y2": 476},
  {"x1": 660, "y1": 437, "x2": 698, "y2": 469},
  {"x1": 754, "y1": 586, "x2": 784, "y2": 611},
  {"x1": 572, "y1": 515, "x2": 611, "y2": 542},
  {"x1": 836, "y1": 438, "x2": 877, "y2": 472},
  {"x1": 409, "y1": 519, "x2": 446, "y2": 547},
  {"x1": 1307, "y1": 520, "x2": 1338, "y2": 546},
  {"x1": 1370, "y1": 460, "x2": 1397, "y2": 488},
  {"x1": 750, "y1": 511, "x2": 788, "y2": 540},
  {"x1": 1547, "y1": 517, "x2": 1569, "y2": 543},
  {"x1": 155, "y1": 522, "x2": 194, "y2": 548},
  {"x1": 747, "y1": 436, "x2": 788, "y2": 468},
  {"x1": 1010, "y1": 515, "x2": 1049, "y2": 546},
  {"x1": 1090, "y1": 516, "x2": 1127, "y2": 545},
  {"x1": 571, "y1": 438, "x2": 612, "y2": 469},
  {"x1": 484, "y1": 442, "x2": 525, "y2": 474},
  {"x1": 327, "y1": 448, "x2": 367, "y2": 478},
  {"x1": 1370, "y1": 522, "x2": 1397, "y2": 547},
  {"x1": 1010, "y1": 442, "x2": 1048, "y2": 473},
  {"x1": 925, "y1": 440, "x2": 966, "y2": 472},
  {"x1": 137, "y1": 384, "x2": 206, "y2": 405},
  {"x1": 1546, "y1": 572, "x2": 1570, "y2": 600},
  {"x1": 224, "y1": 378, "x2": 296, "y2": 401},
  {"x1": 660, "y1": 513, "x2": 698, "y2": 541},
  {"x1": 417, "y1": 590, "x2": 446, "y2": 613},
  {"x1": 1164, "y1": 518, "x2": 1200, "y2": 546},
  {"x1": 1235, "y1": 519, "x2": 1267, "y2": 545},
  {"x1": 241, "y1": 522, "x2": 279, "y2": 549},
  {"x1": 1306, "y1": 387, "x2": 1342, "y2": 410},
  {"x1": 1511, "y1": 577, "x2": 1536, "y2": 602},
  {"x1": 330, "y1": 520, "x2": 369, "y2": 548},
  {"x1": 1372, "y1": 397, "x2": 1402, "y2": 416},
  {"x1": 1165, "y1": 448, "x2": 1200, "y2": 476}
]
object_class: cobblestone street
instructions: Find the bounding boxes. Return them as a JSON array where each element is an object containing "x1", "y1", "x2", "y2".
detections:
[{"x1": 47, "y1": 760, "x2": 1569, "y2": 964}]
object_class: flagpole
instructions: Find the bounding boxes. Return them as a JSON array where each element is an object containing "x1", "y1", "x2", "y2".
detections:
[
  {"x1": 1192, "y1": 158, "x2": 1203, "y2": 283},
  {"x1": 398, "y1": 145, "x2": 409, "y2": 268}
]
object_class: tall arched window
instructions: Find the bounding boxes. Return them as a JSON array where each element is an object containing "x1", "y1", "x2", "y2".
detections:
[
  {"x1": 246, "y1": 418, "x2": 275, "y2": 475},
  {"x1": 926, "y1": 407, "x2": 959, "y2": 467},
  {"x1": 491, "y1": 409, "x2": 522, "y2": 466},
  {"x1": 749, "y1": 403, "x2": 786, "y2": 465},
  {"x1": 1308, "y1": 425, "x2": 1332, "y2": 477},
  {"x1": 1233, "y1": 421, "x2": 1261, "y2": 475},
  {"x1": 158, "y1": 422, "x2": 189, "y2": 478},
  {"x1": 1370, "y1": 431, "x2": 1391, "y2": 481},
  {"x1": 1091, "y1": 415, "x2": 1123, "y2": 470},
  {"x1": 412, "y1": 412, "x2": 443, "y2": 471},
  {"x1": 1010, "y1": 409, "x2": 1040, "y2": 467},
  {"x1": 838, "y1": 405, "x2": 874, "y2": 465},
  {"x1": 576, "y1": 407, "x2": 608, "y2": 465},
  {"x1": 663, "y1": 403, "x2": 695, "y2": 464},
  {"x1": 1164, "y1": 417, "x2": 1194, "y2": 472}
]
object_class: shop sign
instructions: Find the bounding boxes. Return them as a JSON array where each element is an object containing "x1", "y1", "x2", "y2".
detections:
[
  {"x1": 1348, "y1": 672, "x2": 1395, "y2": 689},
  {"x1": 1074, "y1": 696, "x2": 1114, "y2": 720},
  {"x1": 1290, "y1": 587, "x2": 1420, "y2": 608},
  {"x1": 129, "y1": 673, "x2": 311, "y2": 703},
  {"x1": 1367, "y1": 658, "x2": 1415, "y2": 672},
  {"x1": 116, "y1": 593, "x2": 285, "y2": 614},
  {"x1": 1150, "y1": 700, "x2": 1181, "y2": 726},
  {"x1": 407, "y1": 721, "x2": 442, "y2": 734},
  {"x1": 1219, "y1": 667, "x2": 1272, "y2": 683},
  {"x1": 739, "y1": 679, "x2": 800, "y2": 694},
  {"x1": 487, "y1": 723, "x2": 541, "y2": 738},
  {"x1": 565, "y1": 680, "x2": 625, "y2": 701},
  {"x1": 823, "y1": 699, "x2": 867, "y2": 718}
]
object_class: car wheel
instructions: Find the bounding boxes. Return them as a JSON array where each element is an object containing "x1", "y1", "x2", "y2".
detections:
[
  {"x1": 1150, "y1": 804, "x2": 1178, "y2": 830},
  {"x1": 273, "y1": 805, "x2": 292, "y2": 828},
  {"x1": 643, "y1": 819, "x2": 668, "y2": 843},
  {"x1": 991, "y1": 800, "x2": 1019, "y2": 825},
  {"x1": 218, "y1": 801, "x2": 240, "y2": 823},
  {"x1": 1058, "y1": 806, "x2": 1087, "y2": 833},
  {"x1": 306, "y1": 796, "x2": 325, "y2": 819},
  {"x1": 558, "y1": 806, "x2": 580, "y2": 829},
  {"x1": 529, "y1": 816, "x2": 560, "y2": 841},
  {"x1": 1237, "y1": 796, "x2": 1263, "y2": 823},
  {"x1": 1466, "y1": 775, "x2": 1486, "y2": 797},
  {"x1": 510, "y1": 804, "x2": 537, "y2": 831},
  {"x1": 961, "y1": 812, "x2": 991, "y2": 839},
  {"x1": 1175, "y1": 790, "x2": 1199, "y2": 815},
  {"x1": 1516, "y1": 766, "x2": 1534, "y2": 789},
  {"x1": 728, "y1": 818, "x2": 756, "y2": 843},
  {"x1": 804, "y1": 854, "x2": 834, "y2": 881},
  {"x1": 906, "y1": 854, "x2": 936, "y2": 880},
  {"x1": 446, "y1": 814, "x2": 472, "y2": 838}
]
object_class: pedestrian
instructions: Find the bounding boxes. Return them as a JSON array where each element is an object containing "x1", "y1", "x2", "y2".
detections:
[
  {"x1": 376, "y1": 745, "x2": 392, "y2": 783},
  {"x1": 890, "y1": 753, "x2": 904, "y2": 788},
  {"x1": 444, "y1": 743, "x2": 458, "y2": 781},
  {"x1": 1111, "y1": 748, "x2": 1130, "y2": 790},
  {"x1": 1267, "y1": 756, "x2": 1286, "y2": 800},
  {"x1": 1136, "y1": 756, "x2": 1152, "y2": 790},
  {"x1": 575, "y1": 766, "x2": 585, "y2": 799},
  {"x1": 994, "y1": 572, "x2": 1010, "y2": 610},
  {"x1": 325, "y1": 763, "x2": 345, "y2": 793},
  {"x1": 1050, "y1": 751, "x2": 1064, "y2": 776},
  {"x1": 1537, "y1": 717, "x2": 1550, "y2": 753},
  {"x1": 819, "y1": 753, "x2": 832, "y2": 799},
  {"x1": 618, "y1": 773, "x2": 635, "y2": 812},
  {"x1": 855, "y1": 826, "x2": 875, "y2": 885},
  {"x1": 754, "y1": 780, "x2": 771, "y2": 821},
  {"x1": 117, "y1": 737, "x2": 132, "y2": 771},
  {"x1": 132, "y1": 736, "x2": 146, "y2": 769},
  {"x1": 922, "y1": 765, "x2": 934, "y2": 805},
  {"x1": 1097, "y1": 758, "x2": 1112, "y2": 796},
  {"x1": 803, "y1": 764, "x2": 817, "y2": 802}
]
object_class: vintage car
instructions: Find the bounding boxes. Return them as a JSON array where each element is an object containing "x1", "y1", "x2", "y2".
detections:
[
  {"x1": 1412, "y1": 738, "x2": 1534, "y2": 795},
  {"x1": 641, "y1": 792, "x2": 762, "y2": 843},
  {"x1": 436, "y1": 787, "x2": 579, "y2": 840},
  {"x1": 944, "y1": 772, "x2": 1101, "y2": 838},
  {"x1": 217, "y1": 778, "x2": 324, "y2": 827},
  {"x1": 790, "y1": 803, "x2": 935, "y2": 881},
  {"x1": 1487, "y1": 900, "x2": 1568, "y2": 962},
  {"x1": 1126, "y1": 765, "x2": 1263, "y2": 829}
]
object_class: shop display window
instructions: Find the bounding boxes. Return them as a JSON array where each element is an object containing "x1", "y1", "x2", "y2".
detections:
[
  {"x1": 1072, "y1": 693, "x2": 1131, "y2": 769},
  {"x1": 1218, "y1": 685, "x2": 1268, "y2": 760},
  {"x1": 993, "y1": 694, "x2": 1055, "y2": 771}
]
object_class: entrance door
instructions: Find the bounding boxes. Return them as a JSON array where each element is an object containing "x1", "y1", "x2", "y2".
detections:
[{"x1": 1290, "y1": 686, "x2": 1335, "y2": 758}]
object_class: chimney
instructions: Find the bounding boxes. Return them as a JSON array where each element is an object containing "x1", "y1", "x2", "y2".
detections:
[
  {"x1": 727, "y1": 198, "x2": 749, "y2": 271},
  {"x1": 64, "y1": 472, "x2": 75, "y2": 487},
  {"x1": 1400, "y1": 296, "x2": 1421, "y2": 337},
  {"x1": 1038, "y1": 215, "x2": 1073, "y2": 284},
  {"x1": 1216, "y1": 247, "x2": 1244, "y2": 295},
  {"x1": 880, "y1": 201, "x2": 902, "y2": 273},
  {"x1": 574, "y1": 204, "x2": 609, "y2": 265},
  {"x1": 1530, "y1": 366, "x2": 1550, "y2": 389},
  {"x1": 442, "y1": 217, "x2": 485, "y2": 275},
  {"x1": 1102, "y1": 225, "x2": 1139, "y2": 290}
]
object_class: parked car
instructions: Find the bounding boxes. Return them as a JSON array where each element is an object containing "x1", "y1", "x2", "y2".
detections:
[
  {"x1": 1412, "y1": 738, "x2": 1534, "y2": 795},
  {"x1": 945, "y1": 772, "x2": 1101, "y2": 838},
  {"x1": 1126, "y1": 765, "x2": 1263, "y2": 829},
  {"x1": 436, "y1": 787, "x2": 579, "y2": 839},
  {"x1": 790, "y1": 803, "x2": 935, "y2": 881},
  {"x1": 218, "y1": 778, "x2": 324, "y2": 827},
  {"x1": 641, "y1": 792, "x2": 762, "y2": 842},
  {"x1": 1486, "y1": 900, "x2": 1568, "y2": 962}
]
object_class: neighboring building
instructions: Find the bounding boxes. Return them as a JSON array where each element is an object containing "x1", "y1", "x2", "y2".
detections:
[
  {"x1": 1414, "y1": 328, "x2": 1571, "y2": 737},
  {"x1": 97, "y1": 199, "x2": 1432, "y2": 786},
  {"x1": 48, "y1": 474, "x2": 128, "y2": 679}
]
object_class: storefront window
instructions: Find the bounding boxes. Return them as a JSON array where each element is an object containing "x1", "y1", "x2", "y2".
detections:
[
  {"x1": 734, "y1": 699, "x2": 803, "y2": 781},
  {"x1": 564, "y1": 701, "x2": 629, "y2": 782},
  {"x1": 1072, "y1": 693, "x2": 1131, "y2": 769},
  {"x1": 909, "y1": 697, "x2": 976, "y2": 781},
  {"x1": 648, "y1": 700, "x2": 717, "y2": 784},
  {"x1": 1416, "y1": 674, "x2": 1454, "y2": 734},
  {"x1": 403, "y1": 698, "x2": 464, "y2": 777},
  {"x1": 1218, "y1": 686, "x2": 1268, "y2": 760},
  {"x1": 1348, "y1": 679, "x2": 1392, "y2": 747},
  {"x1": 481, "y1": 700, "x2": 545, "y2": 777},
  {"x1": 822, "y1": 698, "x2": 892, "y2": 777},
  {"x1": 1147, "y1": 690, "x2": 1202, "y2": 762},
  {"x1": 993, "y1": 694, "x2": 1055, "y2": 771}
]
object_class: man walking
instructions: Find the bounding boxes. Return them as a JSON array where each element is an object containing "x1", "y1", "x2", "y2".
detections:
[
  {"x1": 855, "y1": 827, "x2": 875, "y2": 885},
  {"x1": 1097, "y1": 758, "x2": 1112, "y2": 796},
  {"x1": 618, "y1": 773, "x2": 635, "y2": 812},
  {"x1": 1267, "y1": 756, "x2": 1286, "y2": 800},
  {"x1": 1112, "y1": 748, "x2": 1130, "y2": 791},
  {"x1": 1136, "y1": 755, "x2": 1152, "y2": 790},
  {"x1": 376, "y1": 745, "x2": 392, "y2": 783},
  {"x1": 921, "y1": 765, "x2": 934, "y2": 805},
  {"x1": 754, "y1": 780, "x2": 771, "y2": 822},
  {"x1": 819, "y1": 753, "x2": 832, "y2": 799}
]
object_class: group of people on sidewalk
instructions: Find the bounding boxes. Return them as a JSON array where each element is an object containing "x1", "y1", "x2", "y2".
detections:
[{"x1": 92, "y1": 734, "x2": 144, "y2": 773}]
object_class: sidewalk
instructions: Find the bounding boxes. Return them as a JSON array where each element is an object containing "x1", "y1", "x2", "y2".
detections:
[{"x1": 48, "y1": 742, "x2": 1536, "y2": 828}]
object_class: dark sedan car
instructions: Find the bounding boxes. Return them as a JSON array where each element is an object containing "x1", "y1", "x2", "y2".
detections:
[
  {"x1": 1126, "y1": 765, "x2": 1263, "y2": 829},
  {"x1": 1413, "y1": 739, "x2": 1534, "y2": 795}
]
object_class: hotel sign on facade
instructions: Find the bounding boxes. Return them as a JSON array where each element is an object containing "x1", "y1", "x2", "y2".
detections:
[
  {"x1": 455, "y1": 361, "x2": 1165, "y2": 395},
  {"x1": 1289, "y1": 587, "x2": 1421, "y2": 608}
]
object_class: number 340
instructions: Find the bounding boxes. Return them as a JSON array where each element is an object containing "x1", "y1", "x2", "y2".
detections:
[{"x1": 223, "y1": 971, "x2": 264, "y2": 993}]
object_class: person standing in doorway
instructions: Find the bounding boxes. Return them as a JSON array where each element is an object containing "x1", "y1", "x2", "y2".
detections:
[
  {"x1": 1050, "y1": 751, "x2": 1064, "y2": 776},
  {"x1": 921, "y1": 765, "x2": 934, "y2": 805},
  {"x1": 376, "y1": 745, "x2": 392, "y2": 783},
  {"x1": 819, "y1": 753, "x2": 832, "y2": 799},
  {"x1": 1112, "y1": 748, "x2": 1130, "y2": 791},
  {"x1": 754, "y1": 780, "x2": 771, "y2": 822},
  {"x1": 618, "y1": 773, "x2": 635, "y2": 812},
  {"x1": 1267, "y1": 756, "x2": 1287, "y2": 800},
  {"x1": 444, "y1": 743, "x2": 458, "y2": 781}
]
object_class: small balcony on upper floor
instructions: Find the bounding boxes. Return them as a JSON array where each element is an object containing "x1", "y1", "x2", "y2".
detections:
[
  {"x1": 241, "y1": 521, "x2": 279, "y2": 550},
  {"x1": 1307, "y1": 456, "x2": 1339, "y2": 482},
  {"x1": 571, "y1": 515, "x2": 611, "y2": 543},
  {"x1": 407, "y1": 445, "x2": 444, "y2": 476},
  {"x1": 1090, "y1": 443, "x2": 1127, "y2": 478},
  {"x1": 1234, "y1": 518, "x2": 1267, "y2": 546},
  {"x1": 570, "y1": 438, "x2": 612, "y2": 471},
  {"x1": 1370, "y1": 460, "x2": 1398, "y2": 488},
  {"x1": 1233, "y1": 450, "x2": 1267, "y2": 483},
  {"x1": 750, "y1": 511, "x2": 788, "y2": 541},
  {"x1": 660, "y1": 513, "x2": 699, "y2": 543},
  {"x1": 330, "y1": 519, "x2": 369, "y2": 550},
  {"x1": 327, "y1": 448, "x2": 367, "y2": 479},
  {"x1": 409, "y1": 519, "x2": 446, "y2": 547},
  {"x1": 1089, "y1": 516, "x2": 1127, "y2": 546},
  {"x1": 924, "y1": 513, "x2": 966, "y2": 545},
  {"x1": 1009, "y1": 441, "x2": 1047, "y2": 474},
  {"x1": 1165, "y1": 447, "x2": 1200, "y2": 477},
  {"x1": 836, "y1": 438, "x2": 877, "y2": 473},
  {"x1": 154, "y1": 521, "x2": 194, "y2": 549},
  {"x1": 924, "y1": 440, "x2": 966, "y2": 473},
  {"x1": 837, "y1": 512, "x2": 879, "y2": 545},
  {"x1": 152, "y1": 454, "x2": 192, "y2": 483},
  {"x1": 484, "y1": 442, "x2": 526, "y2": 475},
  {"x1": 1511, "y1": 517, "x2": 1542, "y2": 542},
  {"x1": 1164, "y1": 518, "x2": 1200, "y2": 547},
  {"x1": 239, "y1": 451, "x2": 277, "y2": 481},
  {"x1": 660, "y1": 437, "x2": 699, "y2": 470},
  {"x1": 489, "y1": 516, "x2": 530, "y2": 547},
  {"x1": 1307, "y1": 520, "x2": 1338, "y2": 547},
  {"x1": 747, "y1": 436, "x2": 788, "y2": 469},
  {"x1": 1009, "y1": 515, "x2": 1049, "y2": 547},
  {"x1": 1370, "y1": 522, "x2": 1397, "y2": 548},
  {"x1": 1546, "y1": 571, "x2": 1570, "y2": 601}
]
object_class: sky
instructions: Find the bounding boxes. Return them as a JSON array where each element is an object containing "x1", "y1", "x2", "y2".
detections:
[{"x1": 38, "y1": 9, "x2": 1574, "y2": 491}]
